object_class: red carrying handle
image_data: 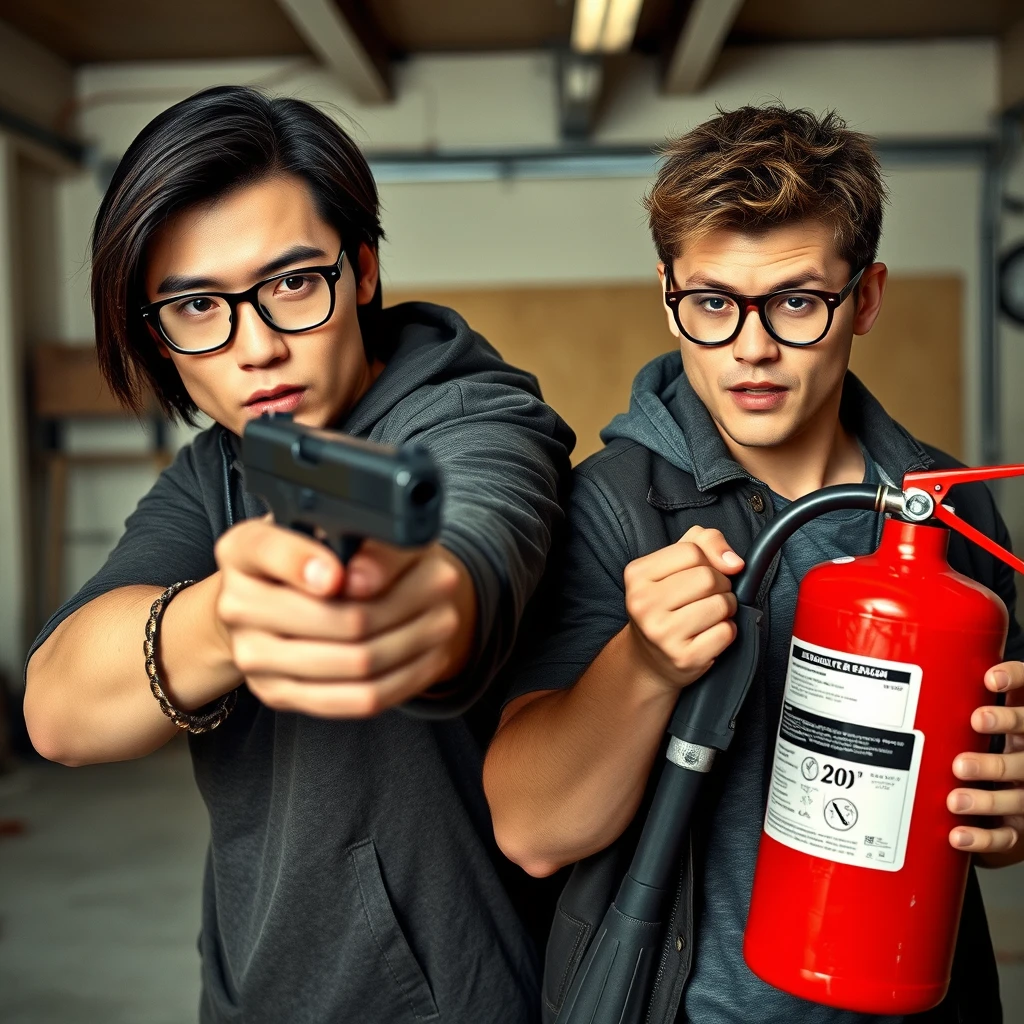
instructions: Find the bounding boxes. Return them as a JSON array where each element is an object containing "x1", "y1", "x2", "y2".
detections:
[{"x1": 902, "y1": 464, "x2": 1024, "y2": 575}]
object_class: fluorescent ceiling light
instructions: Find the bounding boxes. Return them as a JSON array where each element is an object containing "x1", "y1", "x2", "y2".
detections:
[{"x1": 571, "y1": 0, "x2": 644, "y2": 54}]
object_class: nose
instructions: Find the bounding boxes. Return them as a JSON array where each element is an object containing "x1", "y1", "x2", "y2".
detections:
[
  {"x1": 731, "y1": 302, "x2": 779, "y2": 364},
  {"x1": 231, "y1": 300, "x2": 288, "y2": 368}
]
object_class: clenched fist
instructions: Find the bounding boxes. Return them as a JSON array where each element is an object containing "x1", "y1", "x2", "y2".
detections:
[
  {"x1": 214, "y1": 517, "x2": 477, "y2": 718},
  {"x1": 624, "y1": 525, "x2": 744, "y2": 693}
]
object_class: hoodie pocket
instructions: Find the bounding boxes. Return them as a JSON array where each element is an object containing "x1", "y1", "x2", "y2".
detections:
[
  {"x1": 542, "y1": 905, "x2": 592, "y2": 1019},
  {"x1": 348, "y1": 838, "x2": 440, "y2": 1021}
]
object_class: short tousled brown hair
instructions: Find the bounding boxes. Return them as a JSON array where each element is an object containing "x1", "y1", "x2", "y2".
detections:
[{"x1": 646, "y1": 105, "x2": 887, "y2": 273}]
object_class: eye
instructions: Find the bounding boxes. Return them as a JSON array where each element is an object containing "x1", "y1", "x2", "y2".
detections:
[
  {"x1": 783, "y1": 295, "x2": 810, "y2": 311},
  {"x1": 175, "y1": 296, "x2": 218, "y2": 316},
  {"x1": 277, "y1": 274, "x2": 314, "y2": 294},
  {"x1": 699, "y1": 295, "x2": 734, "y2": 313}
]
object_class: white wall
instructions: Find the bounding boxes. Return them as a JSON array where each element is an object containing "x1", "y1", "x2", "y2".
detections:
[{"x1": 36, "y1": 40, "x2": 1000, "y2": 612}]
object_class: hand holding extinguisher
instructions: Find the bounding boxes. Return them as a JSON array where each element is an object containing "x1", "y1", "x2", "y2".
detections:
[
  {"x1": 947, "y1": 661, "x2": 1024, "y2": 862},
  {"x1": 914, "y1": 469, "x2": 1024, "y2": 874}
]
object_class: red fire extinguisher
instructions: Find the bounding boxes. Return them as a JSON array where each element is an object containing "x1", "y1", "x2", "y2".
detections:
[{"x1": 743, "y1": 465, "x2": 1024, "y2": 1014}]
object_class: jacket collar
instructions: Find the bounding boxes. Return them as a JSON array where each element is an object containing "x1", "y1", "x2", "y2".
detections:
[{"x1": 650, "y1": 369, "x2": 932, "y2": 508}]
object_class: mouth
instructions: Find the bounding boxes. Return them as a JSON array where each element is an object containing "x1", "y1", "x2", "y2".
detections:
[
  {"x1": 244, "y1": 385, "x2": 307, "y2": 415},
  {"x1": 728, "y1": 382, "x2": 787, "y2": 393},
  {"x1": 726, "y1": 382, "x2": 789, "y2": 411}
]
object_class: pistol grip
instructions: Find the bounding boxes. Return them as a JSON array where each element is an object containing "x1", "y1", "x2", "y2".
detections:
[
  {"x1": 334, "y1": 535, "x2": 362, "y2": 565},
  {"x1": 289, "y1": 523, "x2": 361, "y2": 566}
]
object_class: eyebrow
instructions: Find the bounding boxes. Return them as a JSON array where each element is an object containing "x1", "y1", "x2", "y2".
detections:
[
  {"x1": 681, "y1": 270, "x2": 830, "y2": 293},
  {"x1": 156, "y1": 244, "x2": 332, "y2": 295}
]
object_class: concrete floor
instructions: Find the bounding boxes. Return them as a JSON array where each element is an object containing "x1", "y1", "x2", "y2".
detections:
[
  {"x1": 0, "y1": 739, "x2": 1021, "y2": 1023},
  {"x1": 0, "y1": 740, "x2": 207, "y2": 1024}
]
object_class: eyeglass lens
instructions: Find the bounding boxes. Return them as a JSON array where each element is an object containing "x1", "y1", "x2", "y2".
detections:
[
  {"x1": 678, "y1": 291, "x2": 830, "y2": 344},
  {"x1": 157, "y1": 271, "x2": 333, "y2": 351}
]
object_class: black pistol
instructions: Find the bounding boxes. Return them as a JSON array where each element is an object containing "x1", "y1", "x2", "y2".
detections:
[{"x1": 240, "y1": 413, "x2": 442, "y2": 563}]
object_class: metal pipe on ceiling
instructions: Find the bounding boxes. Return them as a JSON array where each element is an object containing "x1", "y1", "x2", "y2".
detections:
[
  {"x1": 365, "y1": 138, "x2": 998, "y2": 184},
  {"x1": 0, "y1": 106, "x2": 84, "y2": 164}
]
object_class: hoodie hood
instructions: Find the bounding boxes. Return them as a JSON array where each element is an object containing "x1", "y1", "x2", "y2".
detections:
[
  {"x1": 601, "y1": 351, "x2": 750, "y2": 491},
  {"x1": 345, "y1": 300, "x2": 545, "y2": 436},
  {"x1": 601, "y1": 351, "x2": 694, "y2": 473}
]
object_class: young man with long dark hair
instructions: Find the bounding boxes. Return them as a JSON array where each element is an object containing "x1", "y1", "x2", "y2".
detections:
[
  {"x1": 25, "y1": 86, "x2": 573, "y2": 1023},
  {"x1": 485, "y1": 106, "x2": 1023, "y2": 1023}
]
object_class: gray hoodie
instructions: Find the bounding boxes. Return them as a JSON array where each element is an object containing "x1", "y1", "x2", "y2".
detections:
[{"x1": 30, "y1": 302, "x2": 575, "y2": 1024}]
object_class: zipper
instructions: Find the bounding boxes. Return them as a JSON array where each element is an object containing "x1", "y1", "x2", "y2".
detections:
[
  {"x1": 644, "y1": 849, "x2": 687, "y2": 1024},
  {"x1": 218, "y1": 429, "x2": 236, "y2": 528}
]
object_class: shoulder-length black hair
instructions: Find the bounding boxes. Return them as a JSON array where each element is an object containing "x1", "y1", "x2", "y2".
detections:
[{"x1": 92, "y1": 85, "x2": 386, "y2": 423}]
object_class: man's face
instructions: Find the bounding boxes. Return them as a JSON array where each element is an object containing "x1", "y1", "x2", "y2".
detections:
[
  {"x1": 660, "y1": 220, "x2": 885, "y2": 454},
  {"x1": 144, "y1": 173, "x2": 379, "y2": 436}
]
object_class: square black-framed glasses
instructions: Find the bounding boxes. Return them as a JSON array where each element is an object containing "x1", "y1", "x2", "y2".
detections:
[
  {"x1": 140, "y1": 249, "x2": 346, "y2": 355},
  {"x1": 664, "y1": 265, "x2": 866, "y2": 347}
]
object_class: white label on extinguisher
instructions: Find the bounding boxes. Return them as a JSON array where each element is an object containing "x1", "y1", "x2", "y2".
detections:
[{"x1": 763, "y1": 637, "x2": 925, "y2": 872}]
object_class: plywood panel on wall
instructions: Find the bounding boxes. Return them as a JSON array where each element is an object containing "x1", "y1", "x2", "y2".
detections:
[
  {"x1": 388, "y1": 275, "x2": 962, "y2": 463},
  {"x1": 848, "y1": 276, "x2": 962, "y2": 459}
]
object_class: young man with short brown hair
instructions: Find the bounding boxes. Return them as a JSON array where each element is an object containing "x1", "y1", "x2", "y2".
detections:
[{"x1": 484, "y1": 106, "x2": 1023, "y2": 1023}]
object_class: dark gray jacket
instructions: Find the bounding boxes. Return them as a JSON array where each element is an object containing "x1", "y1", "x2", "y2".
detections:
[
  {"x1": 507, "y1": 354, "x2": 1018, "y2": 1024},
  {"x1": 30, "y1": 303, "x2": 575, "y2": 1024}
]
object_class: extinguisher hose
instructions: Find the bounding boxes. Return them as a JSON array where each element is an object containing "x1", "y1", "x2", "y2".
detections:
[{"x1": 734, "y1": 483, "x2": 885, "y2": 604}]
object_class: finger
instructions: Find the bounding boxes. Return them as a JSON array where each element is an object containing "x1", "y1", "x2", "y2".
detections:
[
  {"x1": 231, "y1": 602, "x2": 459, "y2": 682},
  {"x1": 215, "y1": 520, "x2": 343, "y2": 597},
  {"x1": 659, "y1": 564, "x2": 735, "y2": 612},
  {"x1": 677, "y1": 618, "x2": 739, "y2": 670},
  {"x1": 627, "y1": 540, "x2": 711, "y2": 586},
  {"x1": 679, "y1": 526, "x2": 744, "y2": 574},
  {"x1": 949, "y1": 823, "x2": 1020, "y2": 854},
  {"x1": 971, "y1": 704, "x2": 1024, "y2": 736},
  {"x1": 653, "y1": 591, "x2": 737, "y2": 646},
  {"x1": 947, "y1": 786, "x2": 1024, "y2": 817},
  {"x1": 626, "y1": 562, "x2": 730, "y2": 627},
  {"x1": 343, "y1": 539, "x2": 425, "y2": 599},
  {"x1": 246, "y1": 646, "x2": 448, "y2": 718},
  {"x1": 985, "y1": 660, "x2": 1024, "y2": 694},
  {"x1": 218, "y1": 571, "x2": 421, "y2": 641},
  {"x1": 952, "y1": 749, "x2": 1024, "y2": 783}
]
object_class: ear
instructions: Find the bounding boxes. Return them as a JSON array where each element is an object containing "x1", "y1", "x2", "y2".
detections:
[
  {"x1": 145, "y1": 318, "x2": 173, "y2": 360},
  {"x1": 657, "y1": 262, "x2": 681, "y2": 339},
  {"x1": 851, "y1": 263, "x2": 888, "y2": 336},
  {"x1": 355, "y1": 243, "x2": 380, "y2": 305}
]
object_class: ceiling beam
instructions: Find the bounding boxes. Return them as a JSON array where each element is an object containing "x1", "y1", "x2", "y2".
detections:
[
  {"x1": 1001, "y1": 18, "x2": 1024, "y2": 113},
  {"x1": 663, "y1": 0, "x2": 745, "y2": 94},
  {"x1": 275, "y1": 0, "x2": 392, "y2": 103}
]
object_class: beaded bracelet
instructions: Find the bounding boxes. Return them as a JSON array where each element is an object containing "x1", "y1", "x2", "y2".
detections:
[{"x1": 143, "y1": 580, "x2": 237, "y2": 734}]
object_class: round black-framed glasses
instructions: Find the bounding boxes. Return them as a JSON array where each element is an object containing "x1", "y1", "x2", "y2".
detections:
[
  {"x1": 664, "y1": 266, "x2": 866, "y2": 347},
  {"x1": 140, "y1": 249, "x2": 346, "y2": 355}
]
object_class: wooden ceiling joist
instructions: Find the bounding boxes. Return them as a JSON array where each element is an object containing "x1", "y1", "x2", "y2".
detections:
[
  {"x1": 276, "y1": 0, "x2": 392, "y2": 103},
  {"x1": 663, "y1": 0, "x2": 746, "y2": 94}
]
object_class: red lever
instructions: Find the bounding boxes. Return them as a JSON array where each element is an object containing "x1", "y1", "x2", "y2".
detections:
[{"x1": 902, "y1": 464, "x2": 1024, "y2": 575}]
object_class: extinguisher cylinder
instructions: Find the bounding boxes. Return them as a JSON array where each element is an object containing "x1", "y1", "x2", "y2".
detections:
[{"x1": 743, "y1": 520, "x2": 1008, "y2": 1014}]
